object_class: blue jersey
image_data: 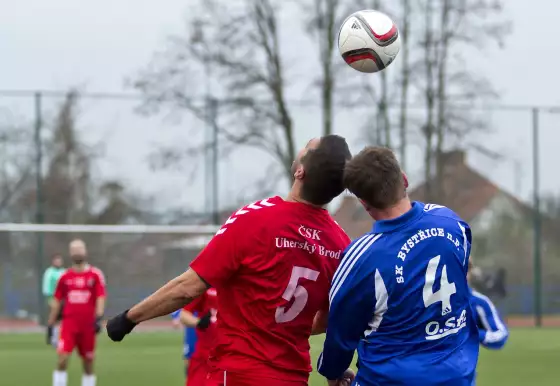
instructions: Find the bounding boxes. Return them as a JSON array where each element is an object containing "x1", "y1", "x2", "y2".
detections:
[
  {"x1": 171, "y1": 310, "x2": 198, "y2": 359},
  {"x1": 318, "y1": 202, "x2": 479, "y2": 386},
  {"x1": 471, "y1": 289, "x2": 508, "y2": 350}
]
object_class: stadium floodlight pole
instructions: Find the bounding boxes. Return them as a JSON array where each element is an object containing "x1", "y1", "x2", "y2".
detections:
[
  {"x1": 532, "y1": 107, "x2": 542, "y2": 328},
  {"x1": 34, "y1": 91, "x2": 46, "y2": 325}
]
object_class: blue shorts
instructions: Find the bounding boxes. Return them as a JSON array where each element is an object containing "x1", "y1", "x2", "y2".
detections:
[{"x1": 183, "y1": 327, "x2": 198, "y2": 360}]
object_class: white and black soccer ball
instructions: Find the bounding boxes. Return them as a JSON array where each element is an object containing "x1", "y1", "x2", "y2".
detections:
[{"x1": 338, "y1": 10, "x2": 401, "y2": 73}]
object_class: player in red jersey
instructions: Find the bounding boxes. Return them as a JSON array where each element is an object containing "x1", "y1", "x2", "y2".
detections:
[
  {"x1": 179, "y1": 288, "x2": 218, "y2": 386},
  {"x1": 48, "y1": 239, "x2": 106, "y2": 386},
  {"x1": 107, "y1": 135, "x2": 352, "y2": 385}
]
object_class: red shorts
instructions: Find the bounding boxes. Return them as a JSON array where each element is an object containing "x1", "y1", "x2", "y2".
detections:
[
  {"x1": 57, "y1": 321, "x2": 96, "y2": 359},
  {"x1": 187, "y1": 357, "x2": 209, "y2": 386},
  {"x1": 205, "y1": 370, "x2": 307, "y2": 386}
]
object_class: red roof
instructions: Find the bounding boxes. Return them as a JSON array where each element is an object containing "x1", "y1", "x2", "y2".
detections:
[{"x1": 333, "y1": 150, "x2": 516, "y2": 238}]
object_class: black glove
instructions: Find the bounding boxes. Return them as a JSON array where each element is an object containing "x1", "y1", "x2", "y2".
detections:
[
  {"x1": 94, "y1": 316, "x2": 103, "y2": 334},
  {"x1": 196, "y1": 311, "x2": 212, "y2": 330},
  {"x1": 106, "y1": 310, "x2": 137, "y2": 342},
  {"x1": 46, "y1": 325, "x2": 53, "y2": 345}
]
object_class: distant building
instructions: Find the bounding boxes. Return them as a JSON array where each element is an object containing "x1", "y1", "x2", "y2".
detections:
[{"x1": 334, "y1": 150, "x2": 530, "y2": 238}]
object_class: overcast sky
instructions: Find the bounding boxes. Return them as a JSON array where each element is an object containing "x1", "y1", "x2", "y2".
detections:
[{"x1": 1, "y1": 0, "x2": 559, "y2": 213}]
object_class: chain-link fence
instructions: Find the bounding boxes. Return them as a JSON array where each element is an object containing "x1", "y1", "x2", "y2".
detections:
[
  {"x1": 0, "y1": 227, "x2": 214, "y2": 323},
  {"x1": 0, "y1": 90, "x2": 559, "y2": 326}
]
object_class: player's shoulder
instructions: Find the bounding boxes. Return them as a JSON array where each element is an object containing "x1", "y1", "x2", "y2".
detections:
[
  {"x1": 342, "y1": 232, "x2": 384, "y2": 266},
  {"x1": 88, "y1": 265, "x2": 106, "y2": 283},
  {"x1": 58, "y1": 269, "x2": 73, "y2": 280},
  {"x1": 420, "y1": 202, "x2": 468, "y2": 225},
  {"x1": 216, "y1": 196, "x2": 282, "y2": 235},
  {"x1": 332, "y1": 220, "x2": 351, "y2": 244},
  {"x1": 470, "y1": 289, "x2": 492, "y2": 306}
]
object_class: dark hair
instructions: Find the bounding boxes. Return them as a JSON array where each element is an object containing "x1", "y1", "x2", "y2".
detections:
[
  {"x1": 300, "y1": 135, "x2": 351, "y2": 206},
  {"x1": 344, "y1": 146, "x2": 405, "y2": 209}
]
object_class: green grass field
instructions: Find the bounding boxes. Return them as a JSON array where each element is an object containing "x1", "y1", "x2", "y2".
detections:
[{"x1": 1, "y1": 329, "x2": 559, "y2": 385}]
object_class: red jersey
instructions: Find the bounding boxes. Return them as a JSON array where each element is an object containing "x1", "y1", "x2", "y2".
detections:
[
  {"x1": 183, "y1": 288, "x2": 218, "y2": 360},
  {"x1": 190, "y1": 196, "x2": 350, "y2": 381},
  {"x1": 54, "y1": 265, "x2": 106, "y2": 324}
]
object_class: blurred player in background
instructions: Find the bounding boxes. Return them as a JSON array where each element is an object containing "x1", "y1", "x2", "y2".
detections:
[
  {"x1": 43, "y1": 253, "x2": 65, "y2": 347},
  {"x1": 107, "y1": 135, "x2": 352, "y2": 386},
  {"x1": 179, "y1": 288, "x2": 216, "y2": 385},
  {"x1": 171, "y1": 309, "x2": 199, "y2": 379},
  {"x1": 318, "y1": 147, "x2": 479, "y2": 386},
  {"x1": 48, "y1": 239, "x2": 106, "y2": 386},
  {"x1": 468, "y1": 260, "x2": 508, "y2": 384}
]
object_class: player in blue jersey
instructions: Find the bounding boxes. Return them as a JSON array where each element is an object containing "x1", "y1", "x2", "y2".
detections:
[
  {"x1": 468, "y1": 261, "x2": 509, "y2": 350},
  {"x1": 318, "y1": 147, "x2": 479, "y2": 386},
  {"x1": 171, "y1": 310, "x2": 198, "y2": 378}
]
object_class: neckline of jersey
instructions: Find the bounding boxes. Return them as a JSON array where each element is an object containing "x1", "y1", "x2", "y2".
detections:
[{"x1": 372, "y1": 201, "x2": 424, "y2": 233}]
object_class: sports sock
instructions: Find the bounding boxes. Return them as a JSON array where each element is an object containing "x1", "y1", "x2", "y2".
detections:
[
  {"x1": 81, "y1": 374, "x2": 96, "y2": 386},
  {"x1": 53, "y1": 370, "x2": 67, "y2": 386}
]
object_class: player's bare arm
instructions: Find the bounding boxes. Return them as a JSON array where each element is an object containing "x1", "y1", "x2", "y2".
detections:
[
  {"x1": 106, "y1": 269, "x2": 208, "y2": 341},
  {"x1": 47, "y1": 298, "x2": 62, "y2": 326},
  {"x1": 96, "y1": 297, "x2": 106, "y2": 318},
  {"x1": 128, "y1": 269, "x2": 208, "y2": 323},
  {"x1": 311, "y1": 309, "x2": 328, "y2": 335},
  {"x1": 179, "y1": 310, "x2": 200, "y2": 328}
]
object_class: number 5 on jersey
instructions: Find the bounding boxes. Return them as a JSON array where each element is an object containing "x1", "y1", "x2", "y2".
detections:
[
  {"x1": 275, "y1": 266, "x2": 320, "y2": 323},
  {"x1": 423, "y1": 255, "x2": 457, "y2": 316}
]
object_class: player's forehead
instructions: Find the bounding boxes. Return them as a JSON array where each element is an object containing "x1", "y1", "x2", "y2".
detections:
[{"x1": 69, "y1": 239, "x2": 86, "y2": 249}]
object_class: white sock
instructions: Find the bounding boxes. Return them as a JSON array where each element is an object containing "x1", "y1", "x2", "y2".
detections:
[
  {"x1": 51, "y1": 326, "x2": 59, "y2": 347},
  {"x1": 53, "y1": 371, "x2": 67, "y2": 386},
  {"x1": 81, "y1": 374, "x2": 96, "y2": 386}
]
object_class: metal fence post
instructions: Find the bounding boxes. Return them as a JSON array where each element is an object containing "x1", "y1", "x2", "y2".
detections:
[
  {"x1": 34, "y1": 92, "x2": 45, "y2": 325},
  {"x1": 532, "y1": 107, "x2": 542, "y2": 327}
]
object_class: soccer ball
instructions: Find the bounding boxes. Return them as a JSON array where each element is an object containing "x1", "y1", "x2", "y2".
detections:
[{"x1": 338, "y1": 10, "x2": 401, "y2": 73}]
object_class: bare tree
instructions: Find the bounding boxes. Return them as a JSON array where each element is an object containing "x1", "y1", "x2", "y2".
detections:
[
  {"x1": 303, "y1": 0, "x2": 352, "y2": 136},
  {"x1": 417, "y1": 0, "x2": 510, "y2": 201},
  {"x1": 0, "y1": 119, "x2": 33, "y2": 216},
  {"x1": 398, "y1": 0, "x2": 412, "y2": 169},
  {"x1": 133, "y1": 0, "x2": 297, "y2": 186}
]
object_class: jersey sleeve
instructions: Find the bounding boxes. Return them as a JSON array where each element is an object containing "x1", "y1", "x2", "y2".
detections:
[
  {"x1": 475, "y1": 295, "x2": 508, "y2": 349},
  {"x1": 183, "y1": 294, "x2": 204, "y2": 314},
  {"x1": 53, "y1": 274, "x2": 66, "y2": 301},
  {"x1": 190, "y1": 206, "x2": 257, "y2": 288},
  {"x1": 94, "y1": 269, "x2": 107, "y2": 298},
  {"x1": 458, "y1": 220, "x2": 472, "y2": 269},
  {"x1": 318, "y1": 234, "x2": 380, "y2": 380}
]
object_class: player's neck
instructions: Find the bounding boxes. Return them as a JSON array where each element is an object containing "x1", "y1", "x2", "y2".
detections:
[
  {"x1": 286, "y1": 187, "x2": 324, "y2": 209},
  {"x1": 72, "y1": 262, "x2": 88, "y2": 272},
  {"x1": 370, "y1": 198, "x2": 412, "y2": 222}
]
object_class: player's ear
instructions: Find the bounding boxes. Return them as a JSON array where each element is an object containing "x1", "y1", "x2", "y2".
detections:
[
  {"x1": 359, "y1": 199, "x2": 374, "y2": 218},
  {"x1": 402, "y1": 172, "x2": 409, "y2": 189},
  {"x1": 294, "y1": 165, "x2": 305, "y2": 181}
]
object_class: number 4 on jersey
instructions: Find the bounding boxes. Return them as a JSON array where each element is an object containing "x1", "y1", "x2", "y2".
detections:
[
  {"x1": 275, "y1": 266, "x2": 319, "y2": 323},
  {"x1": 423, "y1": 255, "x2": 457, "y2": 316}
]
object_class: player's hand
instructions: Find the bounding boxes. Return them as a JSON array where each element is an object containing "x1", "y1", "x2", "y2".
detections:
[
  {"x1": 106, "y1": 310, "x2": 137, "y2": 342},
  {"x1": 327, "y1": 369, "x2": 355, "y2": 386},
  {"x1": 46, "y1": 325, "x2": 53, "y2": 345},
  {"x1": 94, "y1": 316, "x2": 103, "y2": 334},
  {"x1": 196, "y1": 311, "x2": 212, "y2": 330}
]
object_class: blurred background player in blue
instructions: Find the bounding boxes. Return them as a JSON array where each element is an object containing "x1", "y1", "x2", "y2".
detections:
[
  {"x1": 318, "y1": 146, "x2": 479, "y2": 386},
  {"x1": 468, "y1": 259, "x2": 508, "y2": 385},
  {"x1": 171, "y1": 310, "x2": 198, "y2": 379}
]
